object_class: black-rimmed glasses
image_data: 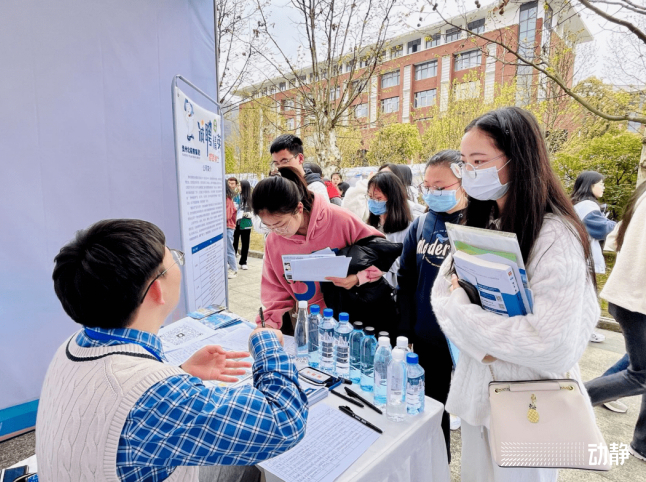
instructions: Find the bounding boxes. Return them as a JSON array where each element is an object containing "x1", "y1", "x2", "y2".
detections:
[{"x1": 140, "y1": 248, "x2": 185, "y2": 303}]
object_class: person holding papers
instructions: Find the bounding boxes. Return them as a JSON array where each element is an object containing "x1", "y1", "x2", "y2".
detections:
[
  {"x1": 431, "y1": 107, "x2": 598, "y2": 482},
  {"x1": 36, "y1": 219, "x2": 307, "y2": 482},
  {"x1": 396, "y1": 149, "x2": 467, "y2": 462},
  {"x1": 251, "y1": 166, "x2": 382, "y2": 330},
  {"x1": 366, "y1": 171, "x2": 412, "y2": 288}
]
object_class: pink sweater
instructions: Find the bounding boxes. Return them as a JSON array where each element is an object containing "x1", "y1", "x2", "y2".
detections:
[{"x1": 258, "y1": 194, "x2": 382, "y2": 329}]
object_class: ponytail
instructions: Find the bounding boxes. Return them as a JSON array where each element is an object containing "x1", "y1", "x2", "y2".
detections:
[{"x1": 251, "y1": 166, "x2": 315, "y2": 215}]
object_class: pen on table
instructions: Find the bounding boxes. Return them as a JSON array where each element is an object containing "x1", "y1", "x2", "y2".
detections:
[
  {"x1": 344, "y1": 387, "x2": 383, "y2": 415},
  {"x1": 258, "y1": 307, "x2": 266, "y2": 328},
  {"x1": 330, "y1": 389, "x2": 364, "y2": 408},
  {"x1": 338, "y1": 406, "x2": 383, "y2": 434}
]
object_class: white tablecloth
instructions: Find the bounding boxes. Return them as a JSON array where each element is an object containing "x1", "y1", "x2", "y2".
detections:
[{"x1": 262, "y1": 391, "x2": 450, "y2": 482}]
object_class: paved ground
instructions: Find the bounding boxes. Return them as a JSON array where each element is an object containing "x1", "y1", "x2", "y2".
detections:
[{"x1": 2, "y1": 256, "x2": 644, "y2": 481}]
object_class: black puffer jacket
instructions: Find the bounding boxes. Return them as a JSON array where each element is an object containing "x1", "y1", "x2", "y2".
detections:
[{"x1": 322, "y1": 236, "x2": 402, "y2": 338}]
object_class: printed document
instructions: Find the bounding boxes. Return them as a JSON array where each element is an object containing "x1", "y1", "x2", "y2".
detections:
[
  {"x1": 282, "y1": 252, "x2": 351, "y2": 282},
  {"x1": 260, "y1": 403, "x2": 380, "y2": 482}
]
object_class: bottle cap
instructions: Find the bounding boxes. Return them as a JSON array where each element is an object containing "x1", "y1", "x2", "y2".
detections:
[
  {"x1": 339, "y1": 312, "x2": 349, "y2": 322},
  {"x1": 310, "y1": 304, "x2": 320, "y2": 314},
  {"x1": 298, "y1": 300, "x2": 307, "y2": 309},
  {"x1": 392, "y1": 349, "x2": 405, "y2": 361},
  {"x1": 323, "y1": 308, "x2": 334, "y2": 318},
  {"x1": 396, "y1": 336, "x2": 409, "y2": 348},
  {"x1": 364, "y1": 327, "x2": 375, "y2": 335},
  {"x1": 353, "y1": 321, "x2": 364, "y2": 329},
  {"x1": 378, "y1": 336, "x2": 391, "y2": 346},
  {"x1": 378, "y1": 331, "x2": 389, "y2": 338},
  {"x1": 406, "y1": 353, "x2": 419, "y2": 364}
]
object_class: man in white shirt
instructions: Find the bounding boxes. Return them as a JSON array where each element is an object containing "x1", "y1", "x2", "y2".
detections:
[{"x1": 269, "y1": 134, "x2": 330, "y2": 202}]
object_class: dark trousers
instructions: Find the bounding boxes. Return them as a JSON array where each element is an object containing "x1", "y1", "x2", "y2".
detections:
[
  {"x1": 412, "y1": 335, "x2": 453, "y2": 463},
  {"x1": 585, "y1": 303, "x2": 646, "y2": 455},
  {"x1": 233, "y1": 224, "x2": 251, "y2": 266}
]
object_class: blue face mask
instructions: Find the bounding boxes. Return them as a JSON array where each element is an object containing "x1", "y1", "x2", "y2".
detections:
[
  {"x1": 423, "y1": 190, "x2": 459, "y2": 213},
  {"x1": 368, "y1": 199, "x2": 388, "y2": 215}
]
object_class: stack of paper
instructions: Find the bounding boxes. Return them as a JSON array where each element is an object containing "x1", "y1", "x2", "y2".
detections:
[{"x1": 282, "y1": 248, "x2": 351, "y2": 282}]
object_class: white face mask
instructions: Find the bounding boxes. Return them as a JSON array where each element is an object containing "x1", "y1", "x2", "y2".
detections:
[{"x1": 459, "y1": 159, "x2": 511, "y2": 201}]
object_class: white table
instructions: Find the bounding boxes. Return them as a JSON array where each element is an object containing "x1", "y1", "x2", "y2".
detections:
[{"x1": 261, "y1": 389, "x2": 450, "y2": 482}]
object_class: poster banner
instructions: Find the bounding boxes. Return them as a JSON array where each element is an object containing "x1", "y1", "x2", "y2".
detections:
[{"x1": 173, "y1": 86, "x2": 227, "y2": 312}]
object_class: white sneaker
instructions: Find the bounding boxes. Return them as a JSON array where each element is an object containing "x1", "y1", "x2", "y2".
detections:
[
  {"x1": 590, "y1": 332, "x2": 606, "y2": 343},
  {"x1": 629, "y1": 445, "x2": 646, "y2": 462},
  {"x1": 228, "y1": 270, "x2": 237, "y2": 279},
  {"x1": 603, "y1": 400, "x2": 628, "y2": 413},
  {"x1": 450, "y1": 414, "x2": 461, "y2": 431},
  {"x1": 240, "y1": 264, "x2": 248, "y2": 270}
]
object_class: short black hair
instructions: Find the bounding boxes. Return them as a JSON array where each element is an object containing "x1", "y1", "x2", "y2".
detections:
[
  {"x1": 52, "y1": 219, "x2": 166, "y2": 329},
  {"x1": 338, "y1": 182, "x2": 350, "y2": 196},
  {"x1": 270, "y1": 134, "x2": 304, "y2": 156},
  {"x1": 303, "y1": 162, "x2": 322, "y2": 175}
]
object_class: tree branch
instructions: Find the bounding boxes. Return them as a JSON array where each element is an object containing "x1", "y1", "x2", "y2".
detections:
[{"x1": 578, "y1": 0, "x2": 646, "y2": 44}]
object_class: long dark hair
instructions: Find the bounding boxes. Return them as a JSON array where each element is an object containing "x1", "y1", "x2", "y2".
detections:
[
  {"x1": 571, "y1": 171, "x2": 604, "y2": 204},
  {"x1": 251, "y1": 166, "x2": 315, "y2": 215},
  {"x1": 397, "y1": 164, "x2": 413, "y2": 187},
  {"x1": 616, "y1": 182, "x2": 646, "y2": 252},
  {"x1": 226, "y1": 183, "x2": 235, "y2": 200},
  {"x1": 367, "y1": 172, "x2": 412, "y2": 234},
  {"x1": 462, "y1": 107, "x2": 593, "y2": 278},
  {"x1": 239, "y1": 180, "x2": 251, "y2": 211}
]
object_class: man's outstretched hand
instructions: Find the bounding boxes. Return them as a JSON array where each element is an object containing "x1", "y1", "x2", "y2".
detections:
[{"x1": 181, "y1": 345, "x2": 252, "y2": 382}]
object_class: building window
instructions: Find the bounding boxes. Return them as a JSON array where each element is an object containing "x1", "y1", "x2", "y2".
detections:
[
  {"x1": 445, "y1": 27, "x2": 461, "y2": 43},
  {"x1": 414, "y1": 60, "x2": 438, "y2": 80},
  {"x1": 287, "y1": 118, "x2": 294, "y2": 130},
  {"x1": 329, "y1": 87, "x2": 340, "y2": 101},
  {"x1": 352, "y1": 80, "x2": 365, "y2": 93},
  {"x1": 346, "y1": 60, "x2": 355, "y2": 73},
  {"x1": 359, "y1": 56, "x2": 370, "y2": 68},
  {"x1": 381, "y1": 70, "x2": 400, "y2": 89},
  {"x1": 414, "y1": 89, "x2": 436, "y2": 108},
  {"x1": 519, "y1": 1, "x2": 538, "y2": 57},
  {"x1": 468, "y1": 18, "x2": 485, "y2": 34},
  {"x1": 391, "y1": 45, "x2": 403, "y2": 58},
  {"x1": 425, "y1": 33, "x2": 440, "y2": 48},
  {"x1": 283, "y1": 98, "x2": 294, "y2": 110},
  {"x1": 299, "y1": 75, "x2": 307, "y2": 84},
  {"x1": 544, "y1": 4, "x2": 553, "y2": 31},
  {"x1": 454, "y1": 49, "x2": 482, "y2": 71},
  {"x1": 381, "y1": 96, "x2": 400, "y2": 113},
  {"x1": 355, "y1": 103, "x2": 368, "y2": 118},
  {"x1": 279, "y1": 82, "x2": 286, "y2": 92},
  {"x1": 269, "y1": 86, "x2": 276, "y2": 95},
  {"x1": 454, "y1": 81, "x2": 480, "y2": 101},
  {"x1": 407, "y1": 39, "x2": 422, "y2": 54}
]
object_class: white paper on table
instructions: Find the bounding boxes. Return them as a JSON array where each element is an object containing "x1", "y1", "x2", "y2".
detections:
[
  {"x1": 158, "y1": 317, "x2": 215, "y2": 350},
  {"x1": 259, "y1": 403, "x2": 380, "y2": 482},
  {"x1": 289, "y1": 256, "x2": 351, "y2": 282},
  {"x1": 282, "y1": 335, "x2": 296, "y2": 357}
]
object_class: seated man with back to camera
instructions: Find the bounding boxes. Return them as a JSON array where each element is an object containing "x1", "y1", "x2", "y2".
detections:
[{"x1": 36, "y1": 218, "x2": 307, "y2": 482}]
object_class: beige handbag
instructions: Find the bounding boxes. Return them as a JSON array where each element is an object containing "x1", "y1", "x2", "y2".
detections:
[{"x1": 488, "y1": 366, "x2": 611, "y2": 471}]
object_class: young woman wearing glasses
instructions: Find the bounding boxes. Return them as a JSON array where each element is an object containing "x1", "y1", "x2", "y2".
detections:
[
  {"x1": 396, "y1": 149, "x2": 467, "y2": 462},
  {"x1": 430, "y1": 107, "x2": 598, "y2": 481},
  {"x1": 250, "y1": 166, "x2": 381, "y2": 331}
]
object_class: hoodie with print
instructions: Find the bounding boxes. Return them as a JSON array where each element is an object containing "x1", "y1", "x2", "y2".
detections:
[{"x1": 257, "y1": 193, "x2": 381, "y2": 329}]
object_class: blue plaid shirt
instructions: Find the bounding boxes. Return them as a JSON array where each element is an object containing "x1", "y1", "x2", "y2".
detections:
[{"x1": 76, "y1": 327, "x2": 308, "y2": 482}]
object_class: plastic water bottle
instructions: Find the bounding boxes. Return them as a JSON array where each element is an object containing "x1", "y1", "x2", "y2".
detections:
[
  {"x1": 387, "y1": 349, "x2": 407, "y2": 422},
  {"x1": 307, "y1": 305, "x2": 321, "y2": 368},
  {"x1": 349, "y1": 322, "x2": 365, "y2": 384},
  {"x1": 394, "y1": 336, "x2": 411, "y2": 354},
  {"x1": 406, "y1": 353, "x2": 425, "y2": 415},
  {"x1": 373, "y1": 336, "x2": 392, "y2": 408},
  {"x1": 319, "y1": 308, "x2": 337, "y2": 374},
  {"x1": 333, "y1": 312, "x2": 353, "y2": 379},
  {"x1": 378, "y1": 331, "x2": 389, "y2": 339},
  {"x1": 359, "y1": 327, "x2": 377, "y2": 392},
  {"x1": 294, "y1": 301, "x2": 308, "y2": 363}
]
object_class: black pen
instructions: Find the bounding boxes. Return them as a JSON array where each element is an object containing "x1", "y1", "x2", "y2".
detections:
[
  {"x1": 344, "y1": 386, "x2": 383, "y2": 415},
  {"x1": 330, "y1": 389, "x2": 365, "y2": 408},
  {"x1": 338, "y1": 406, "x2": 383, "y2": 434},
  {"x1": 258, "y1": 307, "x2": 266, "y2": 328}
]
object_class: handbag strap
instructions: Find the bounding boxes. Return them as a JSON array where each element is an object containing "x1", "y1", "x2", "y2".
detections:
[{"x1": 488, "y1": 363, "x2": 570, "y2": 381}]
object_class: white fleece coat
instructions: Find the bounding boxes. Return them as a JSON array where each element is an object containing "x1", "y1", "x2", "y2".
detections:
[{"x1": 431, "y1": 214, "x2": 600, "y2": 427}]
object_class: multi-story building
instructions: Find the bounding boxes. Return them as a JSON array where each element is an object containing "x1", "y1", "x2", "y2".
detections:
[{"x1": 237, "y1": 0, "x2": 591, "y2": 146}]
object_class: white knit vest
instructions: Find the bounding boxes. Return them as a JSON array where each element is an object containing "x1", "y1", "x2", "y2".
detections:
[{"x1": 35, "y1": 333, "x2": 199, "y2": 482}]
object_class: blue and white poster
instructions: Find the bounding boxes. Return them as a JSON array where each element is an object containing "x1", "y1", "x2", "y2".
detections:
[{"x1": 173, "y1": 86, "x2": 227, "y2": 312}]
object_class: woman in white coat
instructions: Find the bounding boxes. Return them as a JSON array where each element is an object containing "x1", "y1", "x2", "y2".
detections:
[{"x1": 431, "y1": 107, "x2": 599, "y2": 482}]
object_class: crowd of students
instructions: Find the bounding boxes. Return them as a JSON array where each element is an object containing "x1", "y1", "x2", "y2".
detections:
[{"x1": 36, "y1": 105, "x2": 646, "y2": 482}]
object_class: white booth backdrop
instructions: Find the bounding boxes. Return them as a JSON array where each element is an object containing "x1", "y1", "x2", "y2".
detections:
[{"x1": 0, "y1": 0, "x2": 217, "y2": 436}]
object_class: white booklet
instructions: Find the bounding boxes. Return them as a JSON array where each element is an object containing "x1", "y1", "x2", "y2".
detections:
[{"x1": 282, "y1": 248, "x2": 351, "y2": 282}]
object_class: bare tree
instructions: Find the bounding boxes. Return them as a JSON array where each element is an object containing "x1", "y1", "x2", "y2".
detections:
[
  {"x1": 243, "y1": 0, "x2": 409, "y2": 170},
  {"x1": 428, "y1": 0, "x2": 646, "y2": 184}
]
